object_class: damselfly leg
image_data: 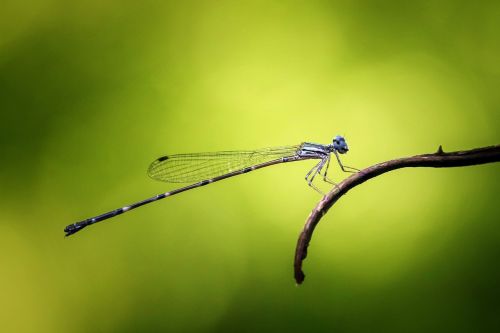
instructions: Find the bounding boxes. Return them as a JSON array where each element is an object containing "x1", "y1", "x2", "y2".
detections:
[
  {"x1": 321, "y1": 155, "x2": 338, "y2": 185},
  {"x1": 305, "y1": 159, "x2": 326, "y2": 194},
  {"x1": 333, "y1": 150, "x2": 360, "y2": 173}
]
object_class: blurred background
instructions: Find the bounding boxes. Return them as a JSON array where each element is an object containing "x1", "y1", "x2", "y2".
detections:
[{"x1": 1, "y1": 1, "x2": 499, "y2": 332}]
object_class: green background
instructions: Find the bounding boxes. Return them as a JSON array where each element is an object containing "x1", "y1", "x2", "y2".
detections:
[{"x1": 1, "y1": 1, "x2": 499, "y2": 332}]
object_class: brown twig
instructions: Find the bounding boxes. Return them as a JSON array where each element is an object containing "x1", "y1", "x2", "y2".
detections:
[{"x1": 294, "y1": 145, "x2": 500, "y2": 284}]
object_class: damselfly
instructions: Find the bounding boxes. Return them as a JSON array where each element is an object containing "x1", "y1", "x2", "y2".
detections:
[{"x1": 64, "y1": 135, "x2": 356, "y2": 236}]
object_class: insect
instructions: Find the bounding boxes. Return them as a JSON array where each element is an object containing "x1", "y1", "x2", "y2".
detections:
[{"x1": 64, "y1": 135, "x2": 356, "y2": 236}]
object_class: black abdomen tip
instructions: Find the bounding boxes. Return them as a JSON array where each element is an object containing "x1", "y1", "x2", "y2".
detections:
[{"x1": 64, "y1": 223, "x2": 86, "y2": 236}]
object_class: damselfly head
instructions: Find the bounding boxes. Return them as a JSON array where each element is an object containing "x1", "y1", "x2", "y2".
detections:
[{"x1": 333, "y1": 135, "x2": 349, "y2": 154}]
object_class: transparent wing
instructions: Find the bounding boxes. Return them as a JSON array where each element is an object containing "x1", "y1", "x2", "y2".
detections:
[{"x1": 148, "y1": 145, "x2": 300, "y2": 183}]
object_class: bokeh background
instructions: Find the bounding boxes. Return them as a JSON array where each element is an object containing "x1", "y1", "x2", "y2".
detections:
[{"x1": 1, "y1": 1, "x2": 499, "y2": 332}]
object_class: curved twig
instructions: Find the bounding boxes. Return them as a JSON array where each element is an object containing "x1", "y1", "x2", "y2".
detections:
[{"x1": 294, "y1": 145, "x2": 500, "y2": 284}]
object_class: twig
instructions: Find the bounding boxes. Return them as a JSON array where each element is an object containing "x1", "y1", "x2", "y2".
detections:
[{"x1": 294, "y1": 145, "x2": 500, "y2": 284}]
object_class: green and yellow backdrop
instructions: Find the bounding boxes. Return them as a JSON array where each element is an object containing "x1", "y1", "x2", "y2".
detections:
[{"x1": 1, "y1": 1, "x2": 499, "y2": 332}]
